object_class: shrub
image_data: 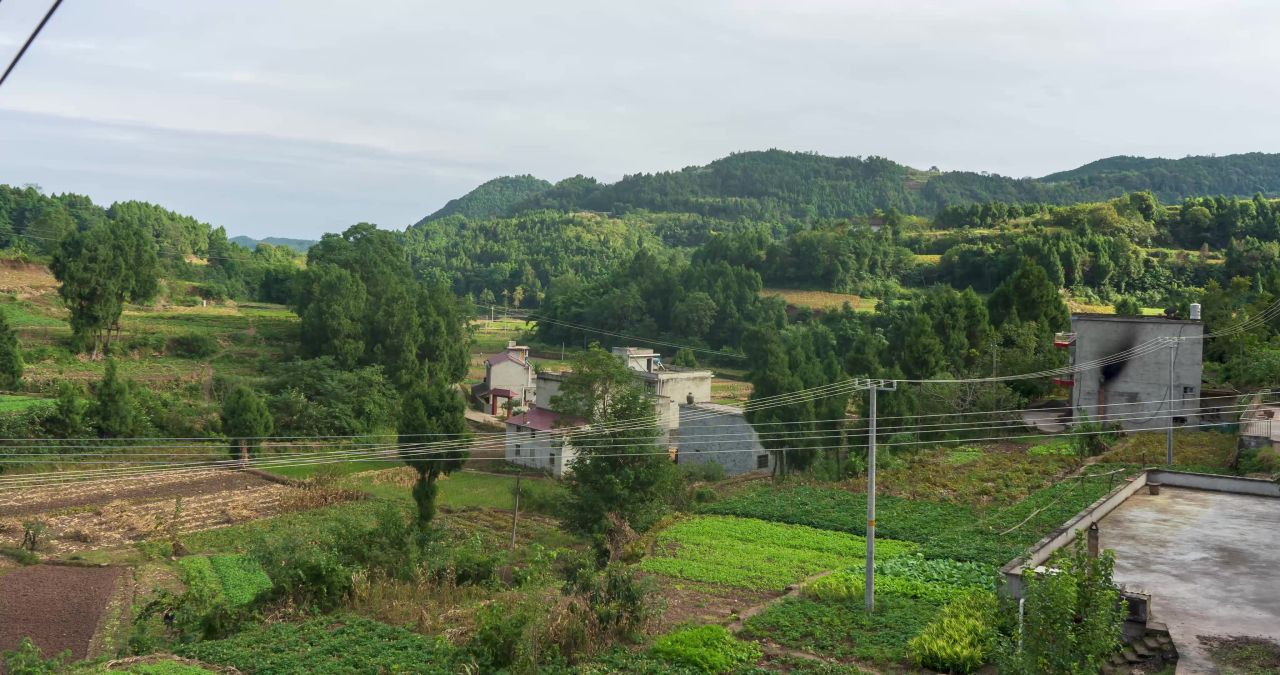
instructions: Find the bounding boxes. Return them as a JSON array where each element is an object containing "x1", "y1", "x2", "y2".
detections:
[
  {"x1": 168, "y1": 332, "x2": 220, "y2": 359},
  {"x1": 1, "y1": 638, "x2": 68, "y2": 674},
  {"x1": 514, "y1": 478, "x2": 567, "y2": 517},
  {"x1": 999, "y1": 533, "x2": 1126, "y2": 674},
  {"x1": 123, "y1": 333, "x2": 168, "y2": 354},
  {"x1": 650, "y1": 625, "x2": 762, "y2": 673},
  {"x1": 908, "y1": 591, "x2": 998, "y2": 674},
  {"x1": 679, "y1": 461, "x2": 726, "y2": 483}
]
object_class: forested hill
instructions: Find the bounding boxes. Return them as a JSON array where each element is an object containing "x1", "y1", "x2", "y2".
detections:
[
  {"x1": 424, "y1": 149, "x2": 1280, "y2": 223},
  {"x1": 417, "y1": 175, "x2": 552, "y2": 223},
  {"x1": 230, "y1": 235, "x2": 317, "y2": 252}
]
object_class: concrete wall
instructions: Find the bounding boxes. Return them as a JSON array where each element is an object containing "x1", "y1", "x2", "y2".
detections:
[
  {"x1": 534, "y1": 372, "x2": 565, "y2": 410},
  {"x1": 504, "y1": 424, "x2": 574, "y2": 477},
  {"x1": 1070, "y1": 316, "x2": 1204, "y2": 431},
  {"x1": 648, "y1": 371, "x2": 714, "y2": 405},
  {"x1": 675, "y1": 405, "x2": 773, "y2": 476},
  {"x1": 1148, "y1": 469, "x2": 1280, "y2": 498},
  {"x1": 487, "y1": 360, "x2": 531, "y2": 401}
]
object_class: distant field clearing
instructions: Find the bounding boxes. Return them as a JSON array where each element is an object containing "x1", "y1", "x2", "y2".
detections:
[{"x1": 763, "y1": 288, "x2": 877, "y2": 312}]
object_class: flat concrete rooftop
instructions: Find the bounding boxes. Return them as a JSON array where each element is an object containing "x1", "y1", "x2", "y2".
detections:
[{"x1": 1098, "y1": 486, "x2": 1280, "y2": 674}]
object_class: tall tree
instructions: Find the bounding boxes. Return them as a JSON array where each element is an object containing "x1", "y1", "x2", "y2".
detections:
[
  {"x1": 222, "y1": 385, "x2": 274, "y2": 465},
  {"x1": 398, "y1": 380, "x2": 469, "y2": 530},
  {"x1": 558, "y1": 345, "x2": 677, "y2": 539},
  {"x1": 0, "y1": 308, "x2": 23, "y2": 390},
  {"x1": 91, "y1": 360, "x2": 144, "y2": 438},
  {"x1": 50, "y1": 220, "x2": 159, "y2": 356}
]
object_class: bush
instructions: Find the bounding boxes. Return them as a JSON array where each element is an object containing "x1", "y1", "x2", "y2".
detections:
[
  {"x1": 908, "y1": 591, "x2": 998, "y2": 674},
  {"x1": 650, "y1": 625, "x2": 762, "y2": 673},
  {"x1": 999, "y1": 533, "x2": 1126, "y2": 674},
  {"x1": 123, "y1": 333, "x2": 167, "y2": 354},
  {"x1": 167, "y1": 332, "x2": 220, "y2": 358},
  {"x1": 514, "y1": 478, "x2": 567, "y2": 517},
  {"x1": 679, "y1": 461, "x2": 726, "y2": 483},
  {"x1": 1, "y1": 638, "x2": 68, "y2": 674}
]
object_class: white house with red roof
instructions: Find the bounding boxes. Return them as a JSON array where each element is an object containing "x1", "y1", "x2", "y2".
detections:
[{"x1": 471, "y1": 341, "x2": 534, "y2": 416}]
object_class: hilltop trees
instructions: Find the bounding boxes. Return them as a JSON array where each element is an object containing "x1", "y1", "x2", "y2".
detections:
[
  {"x1": 51, "y1": 220, "x2": 159, "y2": 356},
  {"x1": 0, "y1": 309, "x2": 22, "y2": 390}
]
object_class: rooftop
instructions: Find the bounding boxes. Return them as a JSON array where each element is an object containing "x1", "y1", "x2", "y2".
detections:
[
  {"x1": 506, "y1": 407, "x2": 585, "y2": 432},
  {"x1": 1099, "y1": 486, "x2": 1280, "y2": 672},
  {"x1": 1071, "y1": 313, "x2": 1203, "y2": 326}
]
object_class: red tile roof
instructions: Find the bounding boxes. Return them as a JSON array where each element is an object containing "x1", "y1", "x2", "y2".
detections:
[
  {"x1": 485, "y1": 351, "x2": 529, "y2": 367},
  {"x1": 507, "y1": 407, "x2": 585, "y2": 432}
]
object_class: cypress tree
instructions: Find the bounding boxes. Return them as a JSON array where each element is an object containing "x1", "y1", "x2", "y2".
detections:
[
  {"x1": 399, "y1": 380, "x2": 469, "y2": 530},
  {"x1": 0, "y1": 308, "x2": 23, "y2": 390},
  {"x1": 91, "y1": 360, "x2": 143, "y2": 438},
  {"x1": 221, "y1": 385, "x2": 274, "y2": 464}
]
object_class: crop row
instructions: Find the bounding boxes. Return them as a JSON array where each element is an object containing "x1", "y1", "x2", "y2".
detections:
[{"x1": 638, "y1": 515, "x2": 916, "y2": 591}]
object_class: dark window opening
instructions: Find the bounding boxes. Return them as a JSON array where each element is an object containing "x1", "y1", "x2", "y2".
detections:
[{"x1": 757, "y1": 455, "x2": 769, "y2": 469}]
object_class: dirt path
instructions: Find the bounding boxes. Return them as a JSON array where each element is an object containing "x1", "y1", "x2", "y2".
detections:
[{"x1": 0, "y1": 565, "x2": 123, "y2": 667}]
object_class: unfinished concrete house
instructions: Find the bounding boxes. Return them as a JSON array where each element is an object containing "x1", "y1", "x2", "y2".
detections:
[
  {"x1": 1060, "y1": 313, "x2": 1204, "y2": 431},
  {"x1": 471, "y1": 341, "x2": 534, "y2": 417}
]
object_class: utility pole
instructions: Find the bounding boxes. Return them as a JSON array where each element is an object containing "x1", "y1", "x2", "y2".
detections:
[
  {"x1": 510, "y1": 472, "x2": 522, "y2": 547},
  {"x1": 1167, "y1": 340, "x2": 1175, "y2": 466},
  {"x1": 866, "y1": 379, "x2": 896, "y2": 613}
]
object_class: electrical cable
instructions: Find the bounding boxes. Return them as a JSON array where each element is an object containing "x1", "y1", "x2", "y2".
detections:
[{"x1": 0, "y1": 0, "x2": 64, "y2": 92}]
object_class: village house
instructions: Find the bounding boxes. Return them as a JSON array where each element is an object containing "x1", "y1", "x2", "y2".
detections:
[
  {"x1": 503, "y1": 346, "x2": 769, "y2": 478},
  {"x1": 471, "y1": 341, "x2": 534, "y2": 417}
]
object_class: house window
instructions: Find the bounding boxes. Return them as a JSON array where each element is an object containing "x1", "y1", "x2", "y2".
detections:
[
  {"x1": 1183, "y1": 386, "x2": 1197, "y2": 396},
  {"x1": 549, "y1": 453, "x2": 556, "y2": 466},
  {"x1": 514, "y1": 445, "x2": 521, "y2": 456},
  {"x1": 757, "y1": 455, "x2": 769, "y2": 469}
]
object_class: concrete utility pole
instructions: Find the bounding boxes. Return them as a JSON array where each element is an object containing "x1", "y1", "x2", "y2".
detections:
[
  {"x1": 510, "y1": 473, "x2": 522, "y2": 547},
  {"x1": 1167, "y1": 340, "x2": 1175, "y2": 466},
  {"x1": 866, "y1": 380, "x2": 896, "y2": 614}
]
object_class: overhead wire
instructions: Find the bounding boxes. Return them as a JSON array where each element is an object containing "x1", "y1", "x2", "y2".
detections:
[{"x1": 0, "y1": 0, "x2": 64, "y2": 92}]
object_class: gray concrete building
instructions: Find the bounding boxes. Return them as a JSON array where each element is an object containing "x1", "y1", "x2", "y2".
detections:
[
  {"x1": 676, "y1": 403, "x2": 774, "y2": 475},
  {"x1": 1063, "y1": 314, "x2": 1204, "y2": 431}
]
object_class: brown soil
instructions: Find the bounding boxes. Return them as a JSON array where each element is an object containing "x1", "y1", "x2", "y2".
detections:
[
  {"x1": 0, "y1": 565, "x2": 123, "y2": 667},
  {"x1": 0, "y1": 470, "x2": 307, "y2": 554},
  {"x1": 1199, "y1": 635, "x2": 1280, "y2": 673},
  {"x1": 651, "y1": 578, "x2": 779, "y2": 634},
  {"x1": 1, "y1": 469, "x2": 274, "y2": 517}
]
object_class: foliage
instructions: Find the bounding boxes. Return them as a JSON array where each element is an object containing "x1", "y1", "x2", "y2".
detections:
[
  {"x1": 0, "y1": 308, "x2": 22, "y2": 389},
  {"x1": 558, "y1": 346, "x2": 679, "y2": 538},
  {"x1": 176, "y1": 615, "x2": 459, "y2": 674},
  {"x1": 91, "y1": 359, "x2": 146, "y2": 437},
  {"x1": 50, "y1": 218, "x2": 159, "y2": 354},
  {"x1": 999, "y1": 533, "x2": 1127, "y2": 674},
  {"x1": 1, "y1": 637, "x2": 69, "y2": 674},
  {"x1": 805, "y1": 555, "x2": 993, "y2": 605},
  {"x1": 741, "y1": 594, "x2": 938, "y2": 664},
  {"x1": 295, "y1": 223, "x2": 469, "y2": 391},
  {"x1": 266, "y1": 358, "x2": 398, "y2": 436},
  {"x1": 161, "y1": 554, "x2": 271, "y2": 640},
  {"x1": 166, "y1": 332, "x2": 219, "y2": 358},
  {"x1": 907, "y1": 591, "x2": 998, "y2": 674},
  {"x1": 650, "y1": 625, "x2": 762, "y2": 674},
  {"x1": 639, "y1": 515, "x2": 915, "y2": 591},
  {"x1": 399, "y1": 379, "x2": 469, "y2": 529},
  {"x1": 419, "y1": 174, "x2": 553, "y2": 221},
  {"x1": 221, "y1": 385, "x2": 272, "y2": 461},
  {"x1": 701, "y1": 478, "x2": 1128, "y2": 565}
]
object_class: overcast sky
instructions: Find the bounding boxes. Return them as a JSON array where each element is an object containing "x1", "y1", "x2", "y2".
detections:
[{"x1": 1, "y1": 1, "x2": 1278, "y2": 239}]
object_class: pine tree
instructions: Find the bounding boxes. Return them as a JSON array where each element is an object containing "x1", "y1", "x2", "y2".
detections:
[
  {"x1": 48, "y1": 382, "x2": 88, "y2": 438},
  {"x1": 222, "y1": 385, "x2": 274, "y2": 464},
  {"x1": 399, "y1": 380, "x2": 469, "y2": 530},
  {"x1": 91, "y1": 360, "x2": 143, "y2": 438},
  {"x1": 0, "y1": 308, "x2": 23, "y2": 390}
]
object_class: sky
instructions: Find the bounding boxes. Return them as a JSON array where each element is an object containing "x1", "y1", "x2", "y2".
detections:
[{"x1": 1, "y1": 1, "x2": 1279, "y2": 239}]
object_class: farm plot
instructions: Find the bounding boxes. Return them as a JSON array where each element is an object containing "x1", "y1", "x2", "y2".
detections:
[
  {"x1": 0, "y1": 470, "x2": 309, "y2": 554},
  {"x1": 0, "y1": 565, "x2": 125, "y2": 662},
  {"x1": 639, "y1": 515, "x2": 916, "y2": 591}
]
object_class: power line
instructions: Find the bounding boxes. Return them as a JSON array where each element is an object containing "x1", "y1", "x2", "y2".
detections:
[{"x1": 0, "y1": 0, "x2": 64, "y2": 92}]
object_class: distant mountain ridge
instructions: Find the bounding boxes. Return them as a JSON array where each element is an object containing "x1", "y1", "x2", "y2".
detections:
[
  {"x1": 422, "y1": 150, "x2": 1280, "y2": 224},
  {"x1": 230, "y1": 235, "x2": 316, "y2": 252},
  {"x1": 417, "y1": 175, "x2": 552, "y2": 224}
]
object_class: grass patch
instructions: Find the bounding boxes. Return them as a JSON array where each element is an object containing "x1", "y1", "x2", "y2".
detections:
[
  {"x1": 177, "y1": 554, "x2": 272, "y2": 608},
  {"x1": 762, "y1": 288, "x2": 877, "y2": 312},
  {"x1": 0, "y1": 394, "x2": 48, "y2": 413},
  {"x1": 1201, "y1": 635, "x2": 1280, "y2": 675},
  {"x1": 639, "y1": 515, "x2": 916, "y2": 591},
  {"x1": 175, "y1": 615, "x2": 458, "y2": 674},
  {"x1": 1100, "y1": 430, "x2": 1237, "y2": 470},
  {"x1": 741, "y1": 595, "x2": 939, "y2": 664}
]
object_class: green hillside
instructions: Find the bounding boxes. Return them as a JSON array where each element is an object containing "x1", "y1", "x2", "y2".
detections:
[{"x1": 418, "y1": 174, "x2": 553, "y2": 223}]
